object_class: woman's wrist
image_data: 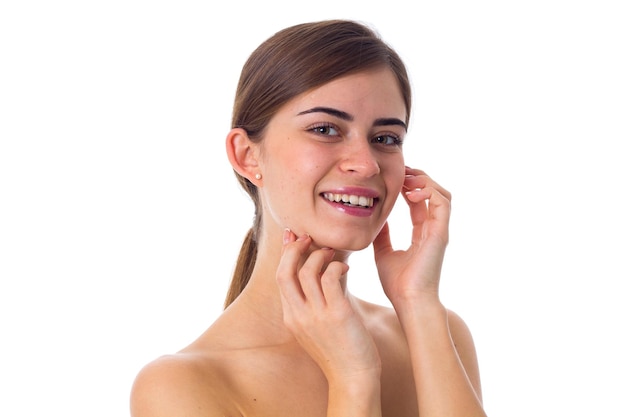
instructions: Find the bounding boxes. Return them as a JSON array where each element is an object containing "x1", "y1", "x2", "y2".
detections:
[
  {"x1": 327, "y1": 371, "x2": 382, "y2": 417},
  {"x1": 391, "y1": 290, "x2": 444, "y2": 315}
]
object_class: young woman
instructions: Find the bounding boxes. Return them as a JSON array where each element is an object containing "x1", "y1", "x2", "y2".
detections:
[{"x1": 131, "y1": 19, "x2": 487, "y2": 417}]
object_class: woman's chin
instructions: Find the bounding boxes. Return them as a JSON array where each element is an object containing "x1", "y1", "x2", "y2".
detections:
[{"x1": 309, "y1": 234, "x2": 373, "y2": 253}]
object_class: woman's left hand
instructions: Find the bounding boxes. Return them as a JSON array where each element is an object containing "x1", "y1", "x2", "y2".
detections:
[{"x1": 373, "y1": 167, "x2": 452, "y2": 306}]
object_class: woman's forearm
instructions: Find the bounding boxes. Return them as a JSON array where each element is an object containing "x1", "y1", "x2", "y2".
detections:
[{"x1": 395, "y1": 298, "x2": 487, "y2": 417}]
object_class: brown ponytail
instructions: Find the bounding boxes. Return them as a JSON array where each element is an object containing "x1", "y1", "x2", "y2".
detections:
[
  {"x1": 223, "y1": 176, "x2": 261, "y2": 309},
  {"x1": 223, "y1": 228, "x2": 257, "y2": 308},
  {"x1": 223, "y1": 19, "x2": 412, "y2": 308}
]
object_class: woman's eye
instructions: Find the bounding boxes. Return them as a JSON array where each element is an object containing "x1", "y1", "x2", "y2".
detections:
[
  {"x1": 310, "y1": 124, "x2": 339, "y2": 136},
  {"x1": 373, "y1": 135, "x2": 403, "y2": 146}
]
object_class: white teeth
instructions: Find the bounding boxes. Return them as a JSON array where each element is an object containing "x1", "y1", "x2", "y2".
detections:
[{"x1": 323, "y1": 192, "x2": 374, "y2": 208}]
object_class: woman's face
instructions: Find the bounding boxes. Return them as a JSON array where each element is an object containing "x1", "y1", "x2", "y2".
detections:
[{"x1": 258, "y1": 68, "x2": 407, "y2": 251}]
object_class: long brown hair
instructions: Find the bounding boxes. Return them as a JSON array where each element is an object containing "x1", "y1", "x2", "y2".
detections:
[{"x1": 223, "y1": 19, "x2": 412, "y2": 308}]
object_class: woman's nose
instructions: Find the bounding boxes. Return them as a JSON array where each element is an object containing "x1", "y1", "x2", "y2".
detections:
[{"x1": 338, "y1": 140, "x2": 380, "y2": 177}]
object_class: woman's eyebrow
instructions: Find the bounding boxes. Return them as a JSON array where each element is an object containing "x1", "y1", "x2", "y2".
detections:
[
  {"x1": 297, "y1": 106, "x2": 407, "y2": 130},
  {"x1": 373, "y1": 118, "x2": 407, "y2": 131},
  {"x1": 297, "y1": 106, "x2": 353, "y2": 121}
]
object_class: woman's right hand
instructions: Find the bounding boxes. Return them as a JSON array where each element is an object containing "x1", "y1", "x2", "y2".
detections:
[{"x1": 276, "y1": 229, "x2": 381, "y2": 385}]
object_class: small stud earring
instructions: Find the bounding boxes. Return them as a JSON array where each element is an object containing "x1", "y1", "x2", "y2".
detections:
[{"x1": 255, "y1": 173, "x2": 262, "y2": 180}]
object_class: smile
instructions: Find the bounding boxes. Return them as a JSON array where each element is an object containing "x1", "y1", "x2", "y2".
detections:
[{"x1": 322, "y1": 192, "x2": 375, "y2": 208}]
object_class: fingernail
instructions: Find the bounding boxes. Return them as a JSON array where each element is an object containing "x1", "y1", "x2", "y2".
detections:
[{"x1": 283, "y1": 228, "x2": 291, "y2": 245}]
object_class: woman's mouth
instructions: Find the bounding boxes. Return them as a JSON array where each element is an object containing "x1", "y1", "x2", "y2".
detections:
[{"x1": 322, "y1": 192, "x2": 375, "y2": 208}]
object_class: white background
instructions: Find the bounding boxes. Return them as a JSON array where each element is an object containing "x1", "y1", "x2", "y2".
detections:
[{"x1": 1, "y1": 1, "x2": 625, "y2": 416}]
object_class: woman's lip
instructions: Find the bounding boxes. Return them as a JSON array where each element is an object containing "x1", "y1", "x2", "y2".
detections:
[
  {"x1": 321, "y1": 197, "x2": 376, "y2": 217},
  {"x1": 321, "y1": 192, "x2": 377, "y2": 207}
]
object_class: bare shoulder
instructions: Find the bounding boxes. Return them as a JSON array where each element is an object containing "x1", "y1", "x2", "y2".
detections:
[
  {"x1": 130, "y1": 352, "x2": 239, "y2": 417},
  {"x1": 446, "y1": 308, "x2": 483, "y2": 400},
  {"x1": 352, "y1": 298, "x2": 407, "y2": 352},
  {"x1": 447, "y1": 309, "x2": 473, "y2": 339},
  {"x1": 446, "y1": 308, "x2": 478, "y2": 358}
]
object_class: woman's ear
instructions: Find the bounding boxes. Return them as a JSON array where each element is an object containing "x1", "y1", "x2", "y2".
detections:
[{"x1": 225, "y1": 128, "x2": 262, "y2": 185}]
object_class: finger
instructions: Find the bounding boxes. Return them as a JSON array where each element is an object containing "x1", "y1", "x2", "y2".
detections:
[
  {"x1": 402, "y1": 185, "x2": 429, "y2": 227},
  {"x1": 320, "y1": 260, "x2": 350, "y2": 305},
  {"x1": 405, "y1": 187, "x2": 450, "y2": 219},
  {"x1": 402, "y1": 168, "x2": 452, "y2": 229},
  {"x1": 373, "y1": 222, "x2": 393, "y2": 262},
  {"x1": 404, "y1": 167, "x2": 451, "y2": 201},
  {"x1": 276, "y1": 231, "x2": 311, "y2": 304},
  {"x1": 405, "y1": 166, "x2": 426, "y2": 176},
  {"x1": 404, "y1": 187, "x2": 450, "y2": 244},
  {"x1": 404, "y1": 172, "x2": 445, "y2": 195},
  {"x1": 298, "y1": 247, "x2": 335, "y2": 307}
]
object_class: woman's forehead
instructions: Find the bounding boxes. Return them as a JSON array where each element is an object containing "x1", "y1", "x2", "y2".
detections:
[{"x1": 282, "y1": 69, "x2": 407, "y2": 122}]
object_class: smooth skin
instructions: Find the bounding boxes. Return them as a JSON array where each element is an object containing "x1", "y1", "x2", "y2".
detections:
[{"x1": 131, "y1": 68, "x2": 486, "y2": 417}]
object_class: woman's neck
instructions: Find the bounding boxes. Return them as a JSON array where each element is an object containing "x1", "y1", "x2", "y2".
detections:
[{"x1": 225, "y1": 227, "x2": 353, "y2": 347}]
